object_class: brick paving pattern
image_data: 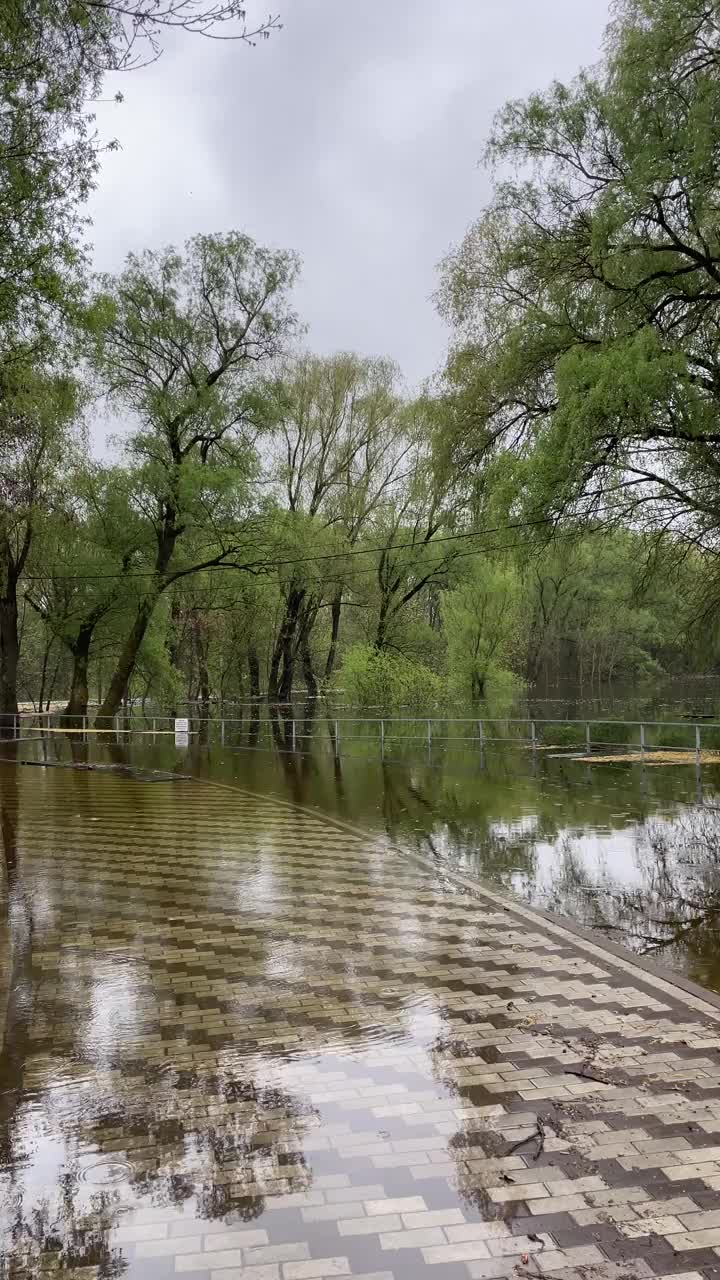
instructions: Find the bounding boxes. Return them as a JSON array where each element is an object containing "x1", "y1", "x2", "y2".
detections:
[{"x1": 1, "y1": 767, "x2": 720, "y2": 1280}]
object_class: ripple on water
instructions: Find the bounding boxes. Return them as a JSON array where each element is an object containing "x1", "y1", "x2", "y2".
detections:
[{"x1": 79, "y1": 1157, "x2": 132, "y2": 1186}]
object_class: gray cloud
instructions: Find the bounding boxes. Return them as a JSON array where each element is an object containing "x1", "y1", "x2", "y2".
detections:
[{"x1": 89, "y1": 0, "x2": 610, "y2": 415}]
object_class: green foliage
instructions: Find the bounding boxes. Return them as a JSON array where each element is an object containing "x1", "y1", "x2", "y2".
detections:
[
  {"x1": 0, "y1": 1, "x2": 100, "y2": 351},
  {"x1": 538, "y1": 723, "x2": 586, "y2": 748},
  {"x1": 8, "y1": 0, "x2": 720, "y2": 717},
  {"x1": 337, "y1": 644, "x2": 443, "y2": 710},
  {"x1": 648, "y1": 725, "x2": 693, "y2": 751},
  {"x1": 592, "y1": 722, "x2": 633, "y2": 747},
  {"x1": 132, "y1": 601, "x2": 185, "y2": 709},
  {"x1": 442, "y1": 559, "x2": 525, "y2": 701},
  {"x1": 91, "y1": 232, "x2": 300, "y2": 720},
  {"x1": 438, "y1": 0, "x2": 720, "y2": 552}
]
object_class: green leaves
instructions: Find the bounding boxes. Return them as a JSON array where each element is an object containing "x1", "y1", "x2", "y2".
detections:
[
  {"x1": 0, "y1": 1, "x2": 99, "y2": 355},
  {"x1": 97, "y1": 233, "x2": 299, "y2": 455},
  {"x1": 442, "y1": 558, "x2": 524, "y2": 702},
  {"x1": 438, "y1": 0, "x2": 720, "y2": 551}
]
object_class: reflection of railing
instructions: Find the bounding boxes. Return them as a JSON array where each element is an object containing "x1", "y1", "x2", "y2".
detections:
[{"x1": 5, "y1": 709, "x2": 720, "y2": 765}]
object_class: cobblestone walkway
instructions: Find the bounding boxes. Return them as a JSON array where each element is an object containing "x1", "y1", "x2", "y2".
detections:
[{"x1": 2, "y1": 767, "x2": 720, "y2": 1280}]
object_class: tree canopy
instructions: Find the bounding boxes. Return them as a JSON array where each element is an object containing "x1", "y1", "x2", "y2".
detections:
[
  {"x1": 3, "y1": 0, "x2": 720, "y2": 723},
  {"x1": 439, "y1": 0, "x2": 720, "y2": 552}
]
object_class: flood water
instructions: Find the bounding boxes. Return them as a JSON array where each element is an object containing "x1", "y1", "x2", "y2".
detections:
[
  {"x1": 7, "y1": 696, "x2": 720, "y2": 995},
  {"x1": 3, "y1": 707, "x2": 720, "y2": 1278}
]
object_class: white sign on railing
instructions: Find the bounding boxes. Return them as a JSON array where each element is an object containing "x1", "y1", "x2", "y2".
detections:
[{"x1": 174, "y1": 717, "x2": 189, "y2": 748}]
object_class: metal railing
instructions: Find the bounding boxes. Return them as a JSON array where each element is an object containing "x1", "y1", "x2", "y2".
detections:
[{"x1": 4, "y1": 708, "x2": 720, "y2": 765}]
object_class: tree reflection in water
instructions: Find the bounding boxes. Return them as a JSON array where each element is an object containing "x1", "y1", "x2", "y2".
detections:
[
  {"x1": 0, "y1": 759, "x2": 321, "y2": 1277},
  {"x1": 1, "y1": 1063, "x2": 317, "y2": 1278},
  {"x1": 542, "y1": 808, "x2": 720, "y2": 991}
]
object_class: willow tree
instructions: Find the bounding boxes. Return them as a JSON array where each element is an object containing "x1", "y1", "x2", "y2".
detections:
[
  {"x1": 438, "y1": 0, "x2": 720, "y2": 550},
  {"x1": 0, "y1": 0, "x2": 280, "y2": 359},
  {"x1": 0, "y1": 0, "x2": 281, "y2": 451},
  {"x1": 29, "y1": 1, "x2": 281, "y2": 72},
  {"x1": 0, "y1": 365, "x2": 79, "y2": 724},
  {"x1": 357, "y1": 398, "x2": 471, "y2": 654},
  {"x1": 24, "y1": 464, "x2": 148, "y2": 720},
  {"x1": 93, "y1": 231, "x2": 299, "y2": 724},
  {"x1": 263, "y1": 353, "x2": 405, "y2": 700}
]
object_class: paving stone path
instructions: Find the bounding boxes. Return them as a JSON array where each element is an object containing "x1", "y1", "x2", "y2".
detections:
[{"x1": 1, "y1": 767, "x2": 720, "y2": 1280}]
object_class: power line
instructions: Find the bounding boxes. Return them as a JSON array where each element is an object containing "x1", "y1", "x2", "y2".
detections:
[
  {"x1": 18, "y1": 512, "x2": 604, "y2": 585},
  {"x1": 17, "y1": 473, "x2": 701, "y2": 587},
  {"x1": 134, "y1": 524, "x2": 614, "y2": 610}
]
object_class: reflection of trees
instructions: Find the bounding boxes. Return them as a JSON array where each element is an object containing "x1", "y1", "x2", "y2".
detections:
[
  {"x1": 2, "y1": 761, "x2": 126, "y2": 1279},
  {"x1": 0, "y1": 764, "x2": 322, "y2": 1272},
  {"x1": 0, "y1": 753, "x2": 33, "y2": 1162},
  {"x1": 377, "y1": 759, "x2": 540, "y2": 884},
  {"x1": 428, "y1": 1031, "x2": 547, "y2": 1225},
  {"x1": 1, "y1": 993, "x2": 318, "y2": 1269},
  {"x1": 541, "y1": 810, "x2": 720, "y2": 993},
  {"x1": 77, "y1": 1064, "x2": 318, "y2": 1219},
  {"x1": 269, "y1": 702, "x2": 319, "y2": 805},
  {"x1": 1, "y1": 1054, "x2": 317, "y2": 1273},
  {"x1": 0, "y1": 759, "x2": 449, "y2": 1274},
  {"x1": 4, "y1": 1175, "x2": 126, "y2": 1279}
]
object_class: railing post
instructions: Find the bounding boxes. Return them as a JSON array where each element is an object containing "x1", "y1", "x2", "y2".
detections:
[
  {"x1": 639, "y1": 722, "x2": 645, "y2": 756},
  {"x1": 291, "y1": 718, "x2": 296, "y2": 752},
  {"x1": 530, "y1": 720, "x2": 536, "y2": 750},
  {"x1": 586, "y1": 721, "x2": 591, "y2": 752},
  {"x1": 334, "y1": 718, "x2": 340, "y2": 760},
  {"x1": 696, "y1": 723, "x2": 701, "y2": 764},
  {"x1": 427, "y1": 718, "x2": 432, "y2": 755},
  {"x1": 477, "y1": 719, "x2": 483, "y2": 746},
  {"x1": 220, "y1": 718, "x2": 225, "y2": 746},
  {"x1": 380, "y1": 718, "x2": 384, "y2": 761}
]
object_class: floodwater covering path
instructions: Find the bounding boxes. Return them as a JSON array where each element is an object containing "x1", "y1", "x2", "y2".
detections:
[{"x1": 2, "y1": 764, "x2": 720, "y2": 1280}]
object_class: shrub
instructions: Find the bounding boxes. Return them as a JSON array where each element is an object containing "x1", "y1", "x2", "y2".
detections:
[
  {"x1": 337, "y1": 644, "x2": 443, "y2": 709},
  {"x1": 538, "y1": 722, "x2": 586, "y2": 748},
  {"x1": 592, "y1": 720, "x2": 633, "y2": 746},
  {"x1": 649, "y1": 725, "x2": 693, "y2": 750}
]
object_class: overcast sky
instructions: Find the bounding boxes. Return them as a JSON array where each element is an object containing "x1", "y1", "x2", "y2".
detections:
[{"x1": 89, "y1": 0, "x2": 610, "y2": 408}]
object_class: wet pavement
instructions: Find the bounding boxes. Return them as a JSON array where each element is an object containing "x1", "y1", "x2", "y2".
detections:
[{"x1": 3, "y1": 763, "x2": 720, "y2": 1280}]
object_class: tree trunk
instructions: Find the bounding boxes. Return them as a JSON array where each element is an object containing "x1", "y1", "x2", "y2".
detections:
[
  {"x1": 62, "y1": 622, "x2": 95, "y2": 722},
  {"x1": 268, "y1": 586, "x2": 305, "y2": 702},
  {"x1": 471, "y1": 670, "x2": 485, "y2": 701},
  {"x1": 95, "y1": 505, "x2": 180, "y2": 726},
  {"x1": 95, "y1": 593, "x2": 158, "y2": 726},
  {"x1": 248, "y1": 644, "x2": 260, "y2": 699},
  {"x1": 376, "y1": 593, "x2": 391, "y2": 650},
  {"x1": 300, "y1": 632, "x2": 317, "y2": 698},
  {"x1": 46, "y1": 657, "x2": 61, "y2": 711},
  {"x1": 248, "y1": 701, "x2": 260, "y2": 746},
  {"x1": 0, "y1": 589, "x2": 20, "y2": 735},
  {"x1": 37, "y1": 635, "x2": 52, "y2": 713},
  {"x1": 168, "y1": 595, "x2": 182, "y2": 668},
  {"x1": 267, "y1": 641, "x2": 282, "y2": 701},
  {"x1": 323, "y1": 592, "x2": 342, "y2": 682},
  {"x1": 278, "y1": 649, "x2": 295, "y2": 703},
  {"x1": 195, "y1": 623, "x2": 210, "y2": 706}
]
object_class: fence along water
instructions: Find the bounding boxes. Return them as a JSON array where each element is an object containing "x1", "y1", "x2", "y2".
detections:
[{"x1": 7, "y1": 709, "x2": 720, "y2": 765}]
